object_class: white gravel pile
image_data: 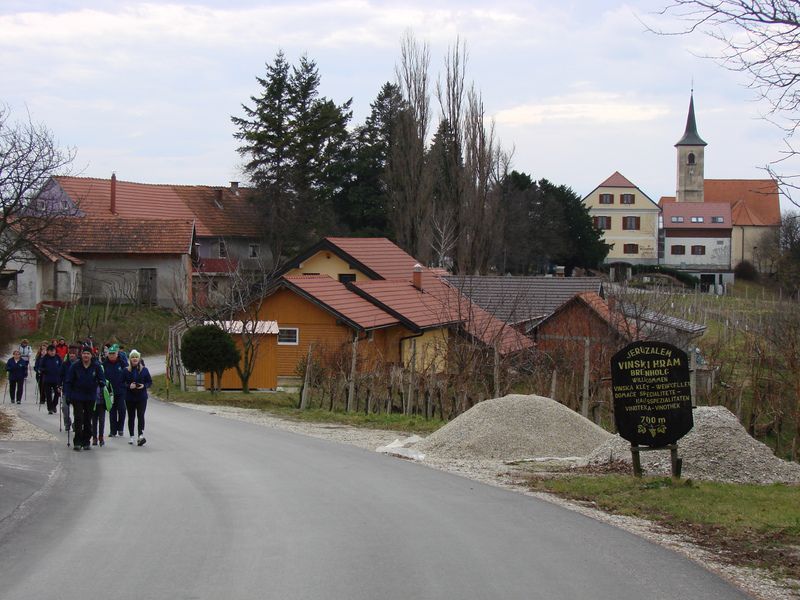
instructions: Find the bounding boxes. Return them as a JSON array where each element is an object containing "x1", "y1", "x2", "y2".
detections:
[
  {"x1": 414, "y1": 394, "x2": 613, "y2": 461},
  {"x1": 588, "y1": 406, "x2": 800, "y2": 484}
]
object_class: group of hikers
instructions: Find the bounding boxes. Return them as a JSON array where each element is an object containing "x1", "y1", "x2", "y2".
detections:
[{"x1": 4, "y1": 337, "x2": 153, "y2": 451}]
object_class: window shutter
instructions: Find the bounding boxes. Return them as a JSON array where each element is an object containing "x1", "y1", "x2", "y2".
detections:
[
  {"x1": 635, "y1": 217, "x2": 641, "y2": 230},
  {"x1": 593, "y1": 216, "x2": 598, "y2": 228}
]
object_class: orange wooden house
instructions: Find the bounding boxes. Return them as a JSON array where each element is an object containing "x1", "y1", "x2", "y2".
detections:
[{"x1": 215, "y1": 237, "x2": 532, "y2": 390}]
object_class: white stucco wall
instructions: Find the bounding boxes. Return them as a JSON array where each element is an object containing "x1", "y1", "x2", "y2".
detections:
[
  {"x1": 663, "y1": 236, "x2": 731, "y2": 269},
  {"x1": 81, "y1": 254, "x2": 189, "y2": 307}
]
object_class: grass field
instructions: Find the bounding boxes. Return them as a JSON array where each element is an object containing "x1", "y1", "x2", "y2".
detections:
[
  {"x1": 151, "y1": 375, "x2": 445, "y2": 434},
  {"x1": 25, "y1": 304, "x2": 175, "y2": 355},
  {"x1": 525, "y1": 473, "x2": 800, "y2": 581}
]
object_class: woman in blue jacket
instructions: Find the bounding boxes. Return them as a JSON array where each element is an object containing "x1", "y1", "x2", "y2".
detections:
[
  {"x1": 5, "y1": 350, "x2": 27, "y2": 404},
  {"x1": 102, "y1": 344, "x2": 128, "y2": 438},
  {"x1": 123, "y1": 350, "x2": 152, "y2": 446}
]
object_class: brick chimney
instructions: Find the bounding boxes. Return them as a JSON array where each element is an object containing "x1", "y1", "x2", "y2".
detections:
[
  {"x1": 230, "y1": 181, "x2": 239, "y2": 195},
  {"x1": 110, "y1": 173, "x2": 117, "y2": 215},
  {"x1": 412, "y1": 263, "x2": 423, "y2": 291}
]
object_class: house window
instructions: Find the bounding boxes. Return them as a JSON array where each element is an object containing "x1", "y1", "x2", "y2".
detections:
[
  {"x1": 0, "y1": 271, "x2": 18, "y2": 294},
  {"x1": 277, "y1": 328, "x2": 299, "y2": 345},
  {"x1": 623, "y1": 244, "x2": 639, "y2": 254},
  {"x1": 691, "y1": 245, "x2": 706, "y2": 255},
  {"x1": 599, "y1": 193, "x2": 614, "y2": 204},
  {"x1": 711, "y1": 216, "x2": 724, "y2": 223},
  {"x1": 248, "y1": 243, "x2": 259, "y2": 258},
  {"x1": 690, "y1": 216, "x2": 704, "y2": 223},
  {"x1": 622, "y1": 216, "x2": 641, "y2": 230},
  {"x1": 620, "y1": 194, "x2": 635, "y2": 204},
  {"x1": 338, "y1": 274, "x2": 356, "y2": 284},
  {"x1": 670, "y1": 216, "x2": 684, "y2": 223},
  {"x1": 593, "y1": 216, "x2": 611, "y2": 230},
  {"x1": 671, "y1": 245, "x2": 686, "y2": 255},
  {"x1": 218, "y1": 240, "x2": 227, "y2": 258},
  {"x1": 688, "y1": 153, "x2": 695, "y2": 165}
]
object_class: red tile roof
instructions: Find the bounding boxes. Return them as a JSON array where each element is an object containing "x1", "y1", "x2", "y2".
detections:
[
  {"x1": 535, "y1": 292, "x2": 637, "y2": 341},
  {"x1": 324, "y1": 237, "x2": 420, "y2": 280},
  {"x1": 53, "y1": 176, "x2": 261, "y2": 238},
  {"x1": 661, "y1": 202, "x2": 732, "y2": 229},
  {"x1": 57, "y1": 218, "x2": 195, "y2": 254},
  {"x1": 598, "y1": 171, "x2": 637, "y2": 188},
  {"x1": 660, "y1": 179, "x2": 780, "y2": 227},
  {"x1": 282, "y1": 275, "x2": 399, "y2": 330}
]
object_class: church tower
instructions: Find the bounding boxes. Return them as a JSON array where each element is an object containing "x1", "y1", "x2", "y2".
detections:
[{"x1": 675, "y1": 93, "x2": 707, "y2": 203}]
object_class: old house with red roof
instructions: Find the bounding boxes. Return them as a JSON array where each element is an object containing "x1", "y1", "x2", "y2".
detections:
[
  {"x1": 215, "y1": 237, "x2": 533, "y2": 390},
  {"x1": 20, "y1": 175, "x2": 264, "y2": 309},
  {"x1": 659, "y1": 94, "x2": 781, "y2": 274},
  {"x1": 661, "y1": 202, "x2": 733, "y2": 271}
]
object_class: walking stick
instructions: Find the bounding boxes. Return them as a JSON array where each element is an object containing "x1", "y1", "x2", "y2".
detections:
[{"x1": 2, "y1": 380, "x2": 7, "y2": 405}]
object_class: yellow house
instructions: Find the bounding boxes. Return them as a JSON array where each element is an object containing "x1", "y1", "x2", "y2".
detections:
[
  {"x1": 583, "y1": 171, "x2": 660, "y2": 265},
  {"x1": 213, "y1": 237, "x2": 532, "y2": 389}
]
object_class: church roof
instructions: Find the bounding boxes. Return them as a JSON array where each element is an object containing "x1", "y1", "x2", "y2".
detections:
[
  {"x1": 659, "y1": 179, "x2": 780, "y2": 227},
  {"x1": 675, "y1": 94, "x2": 707, "y2": 147}
]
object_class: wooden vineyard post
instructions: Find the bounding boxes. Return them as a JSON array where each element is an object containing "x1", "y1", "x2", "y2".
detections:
[
  {"x1": 300, "y1": 343, "x2": 314, "y2": 410},
  {"x1": 581, "y1": 337, "x2": 590, "y2": 418}
]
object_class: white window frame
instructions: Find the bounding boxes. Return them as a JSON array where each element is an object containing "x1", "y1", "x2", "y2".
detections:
[
  {"x1": 690, "y1": 216, "x2": 704, "y2": 223},
  {"x1": 671, "y1": 216, "x2": 684, "y2": 223},
  {"x1": 277, "y1": 327, "x2": 299, "y2": 345},
  {"x1": 620, "y1": 193, "x2": 635, "y2": 205},
  {"x1": 711, "y1": 216, "x2": 724, "y2": 223}
]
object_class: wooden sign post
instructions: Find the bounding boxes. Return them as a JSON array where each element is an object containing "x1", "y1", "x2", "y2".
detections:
[{"x1": 611, "y1": 341, "x2": 693, "y2": 478}]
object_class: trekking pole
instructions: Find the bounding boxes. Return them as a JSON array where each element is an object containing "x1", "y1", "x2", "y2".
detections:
[{"x1": 2, "y1": 381, "x2": 7, "y2": 405}]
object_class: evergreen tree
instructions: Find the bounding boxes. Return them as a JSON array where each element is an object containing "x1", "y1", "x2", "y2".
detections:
[{"x1": 233, "y1": 52, "x2": 352, "y2": 259}]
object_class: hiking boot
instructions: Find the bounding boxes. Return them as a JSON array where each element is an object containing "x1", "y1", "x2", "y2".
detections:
[
  {"x1": 82, "y1": 445, "x2": 91, "y2": 450},
  {"x1": 137, "y1": 435, "x2": 146, "y2": 447},
  {"x1": 108, "y1": 432, "x2": 115, "y2": 438},
  {"x1": 99, "y1": 436, "x2": 105, "y2": 447},
  {"x1": 91, "y1": 437, "x2": 97, "y2": 446},
  {"x1": 73, "y1": 446, "x2": 81, "y2": 452},
  {"x1": 129, "y1": 436, "x2": 135, "y2": 445}
]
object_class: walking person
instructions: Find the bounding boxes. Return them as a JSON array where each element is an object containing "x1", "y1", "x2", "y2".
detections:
[
  {"x1": 33, "y1": 342, "x2": 49, "y2": 406},
  {"x1": 103, "y1": 344, "x2": 127, "y2": 437},
  {"x1": 64, "y1": 346, "x2": 106, "y2": 451},
  {"x1": 5, "y1": 350, "x2": 27, "y2": 404},
  {"x1": 18, "y1": 339, "x2": 32, "y2": 368},
  {"x1": 90, "y1": 377, "x2": 109, "y2": 447},
  {"x1": 124, "y1": 350, "x2": 152, "y2": 446},
  {"x1": 59, "y1": 345, "x2": 79, "y2": 434},
  {"x1": 38, "y1": 345, "x2": 62, "y2": 414},
  {"x1": 55, "y1": 337, "x2": 69, "y2": 360}
]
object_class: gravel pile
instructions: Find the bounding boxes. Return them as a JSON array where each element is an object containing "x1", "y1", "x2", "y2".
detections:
[
  {"x1": 588, "y1": 406, "x2": 800, "y2": 484},
  {"x1": 415, "y1": 394, "x2": 613, "y2": 461}
]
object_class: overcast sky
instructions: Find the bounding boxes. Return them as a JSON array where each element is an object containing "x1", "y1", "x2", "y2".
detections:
[{"x1": 1, "y1": 0, "x2": 795, "y2": 212}]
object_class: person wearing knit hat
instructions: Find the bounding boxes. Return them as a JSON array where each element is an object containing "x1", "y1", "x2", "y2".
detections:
[
  {"x1": 103, "y1": 344, "x2": 128, "y2": 438},
  {"x1": 123, "y1": 349, "x2": 152, "y2": 446},
  {"x1": 63, "y1": 346, "x2": 106, "y2": 450}
]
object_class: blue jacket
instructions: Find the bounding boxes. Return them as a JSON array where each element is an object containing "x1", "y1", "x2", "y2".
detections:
[
  {"x1": 5, "y1": 358, "x2": 27, "y2": 382},
  {"x1": 102, "y1": 357, "x2": 127, "y2": 397},
  {"x1": 60, "y1": 358, "x2": 78, "y2": 386},
  {"x1": 37, "y1": 354, "x2": 62, "y2": 384},
  {"x1": 123, "y1": 366, "x2": 152, "y2": 402},
  {"x1": 64, "y1": 360, "x2": 106, "y2": 404}
]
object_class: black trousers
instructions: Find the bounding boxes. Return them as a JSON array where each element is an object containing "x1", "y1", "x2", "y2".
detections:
[
  {"x1": 109, "y1": 394, "x2": 126, "y2": 435},
  {"x1": 127, "y1": 398, "x2": 147, "y2": 436},
  {"x1": 72, "y1": 401, "x2": 93, "y2": 448},
  {"x1": 9, "y1": 380, "x2": 24, "y2": 403},
  {"x1": 44, "y1": 382, "x2": 59, "y2": 412},
  {"x1": 91, "y1": 405, "x2": 106, "y2": 440}
]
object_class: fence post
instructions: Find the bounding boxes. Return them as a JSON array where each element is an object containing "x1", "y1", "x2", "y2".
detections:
[{"x1": 581, "y1": 337, "x2": 590, "y2": 418}]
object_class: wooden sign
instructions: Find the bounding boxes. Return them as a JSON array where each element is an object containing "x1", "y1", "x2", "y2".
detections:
[{"x1": 611, "y1": 341, "x2": 693, "y2": 448}]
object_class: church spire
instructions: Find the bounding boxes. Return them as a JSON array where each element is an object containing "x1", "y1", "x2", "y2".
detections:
[{"x1": 675, "y1": 93, "x2": 707, "y2": 147}]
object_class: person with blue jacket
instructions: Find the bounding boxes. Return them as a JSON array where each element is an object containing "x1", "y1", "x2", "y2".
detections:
[
  {"x1": 64, "y1": 346, "x2": 106, "y2": 451},
  {"x1": 123, "y1": 349, "x2": 152, "y2": 446},
  {"x1": 102, "y1": 344, "x2": 128, "y2": 438},
  {"x1": 59, "y1": 345, "x2": 79, "y2": 432},
  {"x1": 5, "y1": 350, "x2": 27, "y2": 404},
  {"x1": 37, "y1": 345, "x2": 62, "y2": 414}
]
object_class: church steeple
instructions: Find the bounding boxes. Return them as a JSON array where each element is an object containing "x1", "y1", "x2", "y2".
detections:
[
  {"x1": 675, "y1": 92, "x2": 706, "y2": 203},
  {"x1": 675, "y1": 93, "x2": 707, "y2": 147}
]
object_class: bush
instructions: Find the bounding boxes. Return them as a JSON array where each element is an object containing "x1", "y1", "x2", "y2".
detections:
[
  {"x1": 734, "y1": 260, "x2": 759, "y2": 281},
  {"x1": 181, "y1": 325, "x2": 240, "y2": 392}
]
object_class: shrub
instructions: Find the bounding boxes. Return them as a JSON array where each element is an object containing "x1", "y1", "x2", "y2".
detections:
[
  {"x1": 181, "y1": 325, "x2": 240, "y2": 393},
  {"x1": 734, "y1": 260, "x2": 759, "y2": 281}
]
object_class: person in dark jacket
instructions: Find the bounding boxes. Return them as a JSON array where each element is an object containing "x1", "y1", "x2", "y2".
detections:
[
  {"x1": 59, "y1": 345, "x2": 79, "y2": 432},
  {"x1": 38, "y1": 345, "x2": 62, "y2": 414},
  {"x1": 64, "y1": 346, "x2": 105, "y2": 451},
  {"x1": 103, "y1": 344, "x2": 128, "y2": 437},
  {"x1": 123, "y1": 349, "x2": 152, "y2": 446},
  {"x1": 5, "y1": 350, "x2": 27, "y2": 404},
  {"x1": 33, "y1": 342, "x2": 48, "y2": 405}
]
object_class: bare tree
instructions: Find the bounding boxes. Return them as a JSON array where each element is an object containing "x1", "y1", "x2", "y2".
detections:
[
  {"x1": 388, "y1": 32, "x2": 434, "y2": 262},
  {"x1": 0, "y1": 105, "x2": 76, "y2": 270},
  {"x1": 651, "y1": 1, "x2": 800, "y2": 205}
]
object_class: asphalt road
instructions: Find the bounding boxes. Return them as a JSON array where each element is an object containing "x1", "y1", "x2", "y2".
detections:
[{"x1": 0, "y1": 397, "x2": 751, "y2": 600}]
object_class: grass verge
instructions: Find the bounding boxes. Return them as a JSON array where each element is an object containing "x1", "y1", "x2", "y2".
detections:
[
  {"x1": 151, "y1": 375, "x2": 444, "y2": 434},
  {"x1": 524, "y1": 472, "x2": 800, "y2": 581}
]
